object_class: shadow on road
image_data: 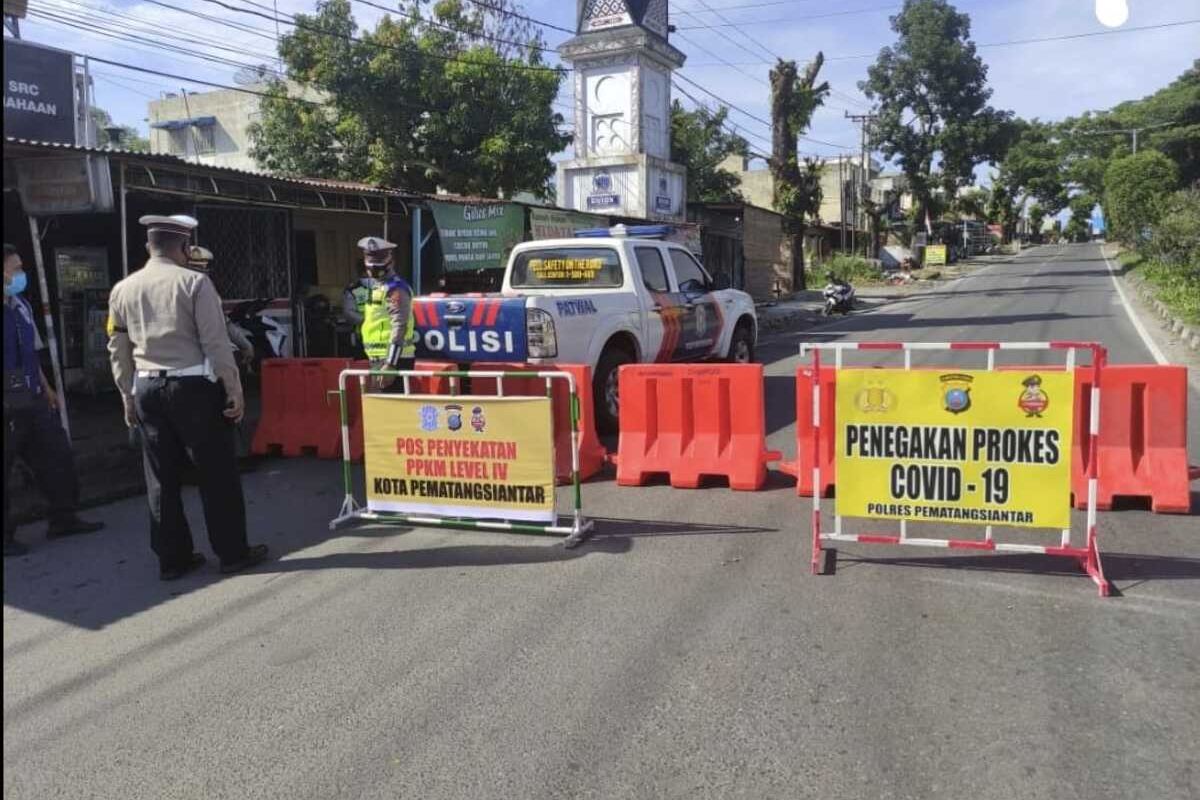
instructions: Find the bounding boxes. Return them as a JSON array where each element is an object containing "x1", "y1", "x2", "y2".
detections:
[
  {"x1": 822, "y1": 550, "x2": 1200, "y2": 592},
  {"x1": 591, "y1": 517, "x2": 776, "y2": 538}
]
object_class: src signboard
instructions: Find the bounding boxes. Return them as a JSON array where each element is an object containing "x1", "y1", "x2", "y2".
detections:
[
  {"x1": 4, "y1": 40, "x2": 77, "y2": 144},
  {"x1": 835, "y1": 368, "x2": 1075, "y2": 530}
]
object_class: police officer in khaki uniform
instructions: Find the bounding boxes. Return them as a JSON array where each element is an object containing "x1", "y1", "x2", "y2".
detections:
[
  {"x1": 356, "y1": 236, "x2": 416, "y2": 389},
  {"x1": 108, "y1": 215, "x2": 268, "y2": 580}
]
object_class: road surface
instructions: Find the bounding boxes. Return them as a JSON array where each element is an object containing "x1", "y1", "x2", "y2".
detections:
[{"x1": 5, "y1": 243, "x2": 1198, "y2": 800}]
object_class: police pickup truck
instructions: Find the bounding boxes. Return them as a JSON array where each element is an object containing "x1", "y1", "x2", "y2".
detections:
[{"x1": 411, "y1": 225, "x2": 758, "y2": 432}]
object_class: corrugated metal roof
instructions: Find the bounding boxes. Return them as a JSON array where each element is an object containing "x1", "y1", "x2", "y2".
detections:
[{"x1": 3, "y1": 137, "x2": 423, "y2": 199}]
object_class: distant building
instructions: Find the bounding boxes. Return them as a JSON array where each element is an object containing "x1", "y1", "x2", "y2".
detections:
[
  {"x1": 147, "y1": 81, "x2": 320, "y2": 171},
  {"x1": 719, "y1": 154, "x2": 881, "y2": 233}
]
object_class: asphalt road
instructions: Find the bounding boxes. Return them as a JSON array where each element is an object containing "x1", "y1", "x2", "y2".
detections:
[{"x1": 5, "y1": 243, "x2": 1198, "y2": 800}]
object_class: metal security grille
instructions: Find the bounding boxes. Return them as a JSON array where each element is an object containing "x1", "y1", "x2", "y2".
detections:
[{"x1": 195, "y1": 204, "x2": 291, "y2": 299}]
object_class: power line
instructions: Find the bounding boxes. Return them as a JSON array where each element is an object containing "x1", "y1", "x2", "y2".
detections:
[
  {"x1": 674, "y1": 31, "x2": 767, "y2": 87},
  {"x1": 674, "y1": 72, "x2": 853, "y2": 150},
  {"x1": 463, "y1": 0, "x2": 575, "y2": 36},
  {"x1": 678, "y1": 0, "x2": 780, "y2": 64},
  {"x1": 135, "y1": 0, "x2": 571, "y2": 74},
  {"x1": 676, "y1": 5, "x2": 899, "y2": 31},
  {"x1": 349, "y1": 0, "x2": 561, "y2": 57}
]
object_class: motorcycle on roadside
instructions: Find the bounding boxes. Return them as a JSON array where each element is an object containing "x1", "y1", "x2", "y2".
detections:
[{"x1": 822, "y1": 275, "x2": 856, "y2": 316}]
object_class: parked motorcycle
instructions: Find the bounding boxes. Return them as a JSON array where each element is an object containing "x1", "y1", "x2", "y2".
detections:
[
  {"x1": 226, "y1": 298, "x2": 289, "y2": 376},
  {"x1": 822, "y1": 279, "x2": 856, "y2": 316}
]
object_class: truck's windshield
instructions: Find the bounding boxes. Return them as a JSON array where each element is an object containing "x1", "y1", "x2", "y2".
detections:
[{"x1": 510, "y1": 247, "x2": 624, "y2": 289}]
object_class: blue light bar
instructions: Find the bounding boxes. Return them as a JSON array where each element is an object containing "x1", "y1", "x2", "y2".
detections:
[{"x1": 574, "y1": 224, "x2": 672, "y2": 239}]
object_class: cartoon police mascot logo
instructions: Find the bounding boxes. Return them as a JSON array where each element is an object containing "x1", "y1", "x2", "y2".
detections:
[
  {"x1": 444, "y1": 403, "x2": 464, "y2": 431},
  {"x1": 854, "y1": 381, "x2": 895, "y2": 413},
  {"x1": 470, "y1": 406, "x2": 487, "y2": 434},
  {"x1": 940, "y1": 373, "x2": 973, "y2": 414},
  {"x1": 1018, "y1": 374, "x2": 1049, "y2": 417}
]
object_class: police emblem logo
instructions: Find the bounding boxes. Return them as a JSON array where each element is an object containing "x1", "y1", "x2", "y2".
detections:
[
  {"x1": 593, "y1": 171, "x2": 612, "y2": 192},
  {"x1": 939, "y1": 373, "x2": 973, "y2": 414},
  {"x1": 418, "y1": 404, "x2": 439, "y2": 432},
  {"x1": 470, "y1": 406, "x2": 487, "y2": 433},
  {"x1": 1018, "y1": 374, "x2": 1049, "y2": 417},
  {"x1": 444, "y1": 403, "x2": 464, "y2": 431},
  {"x1": 854, "y1": 381, "x2": 895, "y2": 413}
]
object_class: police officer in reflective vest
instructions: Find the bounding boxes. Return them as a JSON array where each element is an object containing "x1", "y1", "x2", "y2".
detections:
[
  {"x1": 108, "y1": 215, "x2": 268, "y2": 580},
  {"x1": 341, "y1": 262, "x2": 373, "y2": 359},
  {"x1": 356, "y1": 236, "x2": 416, "y2": 388}
]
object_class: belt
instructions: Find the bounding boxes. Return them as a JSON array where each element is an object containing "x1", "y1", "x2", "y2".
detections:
[{"x1": 136, "y1": 363, "x2": 212, "y2": 379}]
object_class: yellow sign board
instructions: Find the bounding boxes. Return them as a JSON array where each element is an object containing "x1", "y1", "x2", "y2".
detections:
[
  {"x1": 925, "y1": 244, "x2": 947, "y2": 266},
  {"x1": 528, "y1": 257, "x2": 604, "y2": 282},
  {"x1": 363, "y1": 395, "x2": 555, "y2": 522},
  {"x1": 835, "y1": 369, "x2": 1074, "y2": 530}
]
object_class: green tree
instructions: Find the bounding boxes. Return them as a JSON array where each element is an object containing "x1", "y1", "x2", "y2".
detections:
[
  {"x1": 860, "y1": 0, "x2": 1014, "y2": 236},
  {"x1": 249, "y1": 0, "x2": 568, "y2": 197},
  {"x1": 669, "y1": 101, "x2": 749, "y2": 203},
  {"x1": 1027, "y1": 203, "x2": 1046, "y2": 240},
  {"x1": 90, "y1": 106, "x2": 149, "y2": 151},
  {"x1": 1103, "y1": 150, "x2": 1179, "y2": 245},
  {"x1": 770, "y1": 54, "x2": 830, "y2": 288}
]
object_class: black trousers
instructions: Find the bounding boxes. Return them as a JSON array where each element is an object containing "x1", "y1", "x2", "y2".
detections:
[
  {"x1": 3, "y1": 404, "x2": 80, "y2": 539},
  {"x1": 133, "y1": 376, "x2": 248, "y2": 568}
]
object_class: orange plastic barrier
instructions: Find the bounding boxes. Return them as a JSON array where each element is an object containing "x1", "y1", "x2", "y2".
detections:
[
  {"x1": 346, "y1": 360, "x2": 458, "y2": 462},
  {"x1": 468, "y1": 362, "x2": 608, "y2": 484},
  {"x1": 614, "y1": 363, "x2": 781, "y2": 490},
  {"x1": 781, "y1": 362, "x2": 1195, "y2": 513},
  {"x1": 778, "y1": 364, "x2": 837, "y2": 497},
  {"x1": 1074, "y1": 364, "x2": 1194, "y2": 513},
  {"x1": 252, "y1": 358, "x2": 351, "y2": 458}
]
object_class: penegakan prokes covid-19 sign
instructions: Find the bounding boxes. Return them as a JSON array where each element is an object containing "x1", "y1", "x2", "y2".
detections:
[{"x1": 835, "y1": 369, "x2": 1075, "y2": 530}]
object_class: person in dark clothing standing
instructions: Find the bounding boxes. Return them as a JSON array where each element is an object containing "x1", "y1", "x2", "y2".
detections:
[
  {"x1": 107, "y1": 216, "x2": 268, "y2": 580},
  {"x1": 3, "y1": 244, "x2": 104, "y2": 557}
]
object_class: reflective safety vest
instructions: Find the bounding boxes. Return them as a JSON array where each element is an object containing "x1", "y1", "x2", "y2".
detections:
[
  {"x1": 347, "y1": 281, "x2": 371, "y2": 317},
  {"x1": 360, "y1": 277, "x2": 416, "y2": 362}
]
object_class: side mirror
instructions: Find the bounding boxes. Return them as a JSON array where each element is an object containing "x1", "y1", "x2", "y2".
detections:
[{"x1": 713, "y1": 273, "x2": 732, "y2": 290}]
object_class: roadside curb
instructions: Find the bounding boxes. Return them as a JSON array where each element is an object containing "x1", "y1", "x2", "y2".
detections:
[{"x1": 1125, "y1": 272, "x2": 1200, "y2": 352}]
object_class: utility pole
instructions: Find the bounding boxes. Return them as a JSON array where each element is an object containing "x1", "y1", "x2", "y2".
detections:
[
  {"x1": 1071, "y1": 121, "x2": 1172, "y2": 155},
  {"x1": 846, "y1": 112, "x2": 878, "y2": 257}
]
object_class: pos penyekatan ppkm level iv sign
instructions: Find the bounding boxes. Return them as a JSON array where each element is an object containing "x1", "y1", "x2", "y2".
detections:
[
  {"x1": 835, "y1": 368, "x2": 1075, "y2": 530},
  {"x1": 363, "y1": 395, "x2": 555, "y2": 522}
]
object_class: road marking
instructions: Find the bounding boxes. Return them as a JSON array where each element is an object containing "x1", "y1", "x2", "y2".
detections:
[{"x1": 1100, "y1": 247, "x2": 1168, "y2": 365}]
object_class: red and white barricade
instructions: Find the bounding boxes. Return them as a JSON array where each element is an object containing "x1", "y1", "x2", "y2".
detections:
[{"x1": 805, "y1": 340, "x2": 1111, "y2": 597}]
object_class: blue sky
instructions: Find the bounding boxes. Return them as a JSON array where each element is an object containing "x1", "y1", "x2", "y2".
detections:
[{"x1": 14, "y1": 0, "x2": 1200, "y2": 175}]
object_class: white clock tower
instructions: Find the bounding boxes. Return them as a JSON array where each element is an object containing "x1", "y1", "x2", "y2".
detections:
[{"x1": 556, "y1": 0, "x2": 687, "y2": 222}]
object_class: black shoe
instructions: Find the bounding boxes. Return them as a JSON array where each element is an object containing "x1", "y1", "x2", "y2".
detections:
[
  {"x1": 220, "y1": 544, "x2": 269, "y2": 575},
  {"x1": 4, "y1": 538, "x2": 30, "y2": 557},
  {"x1": 160, "y1": 553, "x2": 207, "y2": 581},
  {"x1": 46, "y1": 516, "x2": 106, "y2": 539}
]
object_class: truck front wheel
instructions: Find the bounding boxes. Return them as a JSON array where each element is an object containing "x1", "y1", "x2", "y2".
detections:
[
  {"x1": 726, "y1": 322, "x2": 755, "y2": 363},
  {"x1": 593, "y1": 346, "x2": 633, "y2": 435}
]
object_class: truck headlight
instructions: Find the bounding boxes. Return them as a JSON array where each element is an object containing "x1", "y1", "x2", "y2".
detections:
[{"x1": 526, "y1": 308, "x2": 557, "y2": 359}]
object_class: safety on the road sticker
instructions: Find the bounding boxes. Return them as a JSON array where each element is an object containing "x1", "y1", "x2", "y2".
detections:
[
  {"x1": 835, "y1": 368, "x2": 1075, "y2": 529},
  {"x1": 363, "y1": 395, "x2": 555, "y2": 522}
]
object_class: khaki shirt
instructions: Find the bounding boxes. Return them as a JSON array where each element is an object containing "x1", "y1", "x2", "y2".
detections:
[{"x1": 107, "y1": 256, "x2": 242, "y2": 404}]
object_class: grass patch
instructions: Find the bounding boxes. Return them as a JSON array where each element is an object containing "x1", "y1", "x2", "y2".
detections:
[
  {"x1": 806, "y1": 254, "x2": 885, "y2": 287},
  {"x1": 1121, "y1": 251, "x2": 1200, "y2": 325}
]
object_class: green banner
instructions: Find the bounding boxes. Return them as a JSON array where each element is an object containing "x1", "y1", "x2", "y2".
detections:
[
  {"x1": 429, "y1": 201, "x2": 526, "y2": 273},
  {"x1": 528, "y1": 207, "x2": 607, "y2": 241}
]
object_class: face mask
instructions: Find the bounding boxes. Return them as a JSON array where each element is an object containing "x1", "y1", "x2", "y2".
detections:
[{"x1": 4, "y1": 270, "x2": 27, "y2": 297}]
